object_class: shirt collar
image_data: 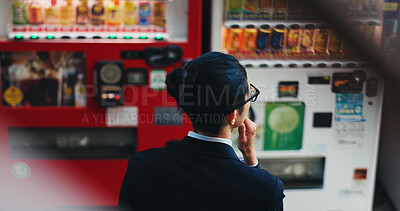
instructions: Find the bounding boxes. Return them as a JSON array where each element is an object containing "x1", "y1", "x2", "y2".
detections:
[{"x1": 187, "y1": 131, "x2": 232, "y2": 147}]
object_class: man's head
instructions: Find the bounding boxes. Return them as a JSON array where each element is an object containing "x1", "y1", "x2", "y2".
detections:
[{"x1": 165, "y1": 52, "x2": 254, "y2": 136}]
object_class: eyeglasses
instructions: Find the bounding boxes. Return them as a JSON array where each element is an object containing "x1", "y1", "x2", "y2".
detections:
[
  {"x1": 248, "y1": 84, "x2": 260, "y2": 103},
  {"x1": 226, "y1": 84, "x2": 260, "y2": 113}
]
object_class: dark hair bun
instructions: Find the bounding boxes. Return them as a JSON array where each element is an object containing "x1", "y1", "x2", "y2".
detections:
[{"x1": 165, "y1": 67, "x2": 196, "y2": 102}]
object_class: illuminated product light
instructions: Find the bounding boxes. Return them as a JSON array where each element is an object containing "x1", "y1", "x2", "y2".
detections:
[
  {"x1": 124, "y1": 34, "x2": 133, "y2": 39},
  {"x1": 46, "y1": 34, "x2": 55, "y2": 39},
  {"x1": 115, "y1": 95, "x2": 120, "y2": 100},
  {"x1": 109, "y1": 34, "x2": 117, "y2": 39},
  {"x1": 101, "y1": 94, "x2": 107, "y2": 99},
  {"x1": 15, "y1": 33, "x2": 23, "y2": 40},
  {"x1": 155, "y1": 33, "x2": 163, "y2": 40},
  {"x1": 139, "y1": 34, "x2": 148, "y2": 39},
  {"x1": 30, "y1": 33, "x2": 39, "y2": 39}
]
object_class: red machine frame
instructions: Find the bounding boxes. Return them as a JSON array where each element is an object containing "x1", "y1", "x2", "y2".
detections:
[{"x1": 0, "y1": 1, "x2": 202, "y2": 209}]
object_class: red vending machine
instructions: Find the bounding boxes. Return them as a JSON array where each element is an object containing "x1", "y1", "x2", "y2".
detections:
[{"x1": 0, "y1": 0, "x2": 202, "y2": 210}]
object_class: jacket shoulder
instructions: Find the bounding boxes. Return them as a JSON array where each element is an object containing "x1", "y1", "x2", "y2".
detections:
[{"x1": 127, "y1": 146, "x2": 175, "y2": 167}]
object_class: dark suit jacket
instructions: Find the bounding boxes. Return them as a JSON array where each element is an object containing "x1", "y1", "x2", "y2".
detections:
[{"x1": 118, "y1": 136, "x2": 285, "y2": 211}]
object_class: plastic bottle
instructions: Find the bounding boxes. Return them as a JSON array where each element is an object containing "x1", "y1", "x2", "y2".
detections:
[
  {"x1": 124, "y1": 0, "x2": 138, "y2": 26},
  {"x1": 61, "y1": 67, "x2": 75, "y2": 106},
  {"x1": 92, "y1": 0, "x2": 105, "y2": 25},
  {"x1": 74, "y1": 73, "x2": 86, "y2": 107},
  {"x1": 106, "y1": 0, "x2": 121, "y2": 26},
  {"x1": 12, "y1": 0, "x2": 28, "y2": 25},
  {"x1": 60, "y1": 0, "x2": 74, "y2": 26},
  {"x1": 153, "y1": 1, "x2": 166, "y2": 27},
  {"x1": 76, "y1": 0, "x2": 90, "y2": 25},
  {"x1": 45, "y1": 0, "x2": 59, "y2": 25},
  {"x1": 28, "y1": 0, "x2": 44, "y2": 24}
]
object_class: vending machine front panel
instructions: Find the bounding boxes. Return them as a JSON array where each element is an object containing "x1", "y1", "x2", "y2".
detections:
[{"x1": 0, "y1": 0, "x2": 202, "y2": 210}]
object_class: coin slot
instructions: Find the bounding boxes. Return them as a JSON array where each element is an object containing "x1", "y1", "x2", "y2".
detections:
[{"x1": 313, "y1": 112, "x2": 333, "y2": 128}]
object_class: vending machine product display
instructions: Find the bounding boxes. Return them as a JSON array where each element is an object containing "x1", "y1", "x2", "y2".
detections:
[
  {"x1": 8, "y1": 0, "x2": 171, "y2": 39},
  {"x1": 211, "y1": 1, "x2": 384, "y2": 210},
  {"x1": 0, "y1": 0, "x2": 201, "y2": 210}
]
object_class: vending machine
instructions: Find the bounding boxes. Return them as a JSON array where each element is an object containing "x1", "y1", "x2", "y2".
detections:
[
  {"x1": 0, "y1": 0, "x2": 202, "y2": 210},
  {"x1": 211, "y1": 1, "x2": 384, "y2": 211}
]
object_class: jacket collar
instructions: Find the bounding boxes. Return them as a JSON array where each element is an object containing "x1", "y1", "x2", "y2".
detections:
[{"x1": 173, "y1": 136, "x2": 240, "y2": 160}]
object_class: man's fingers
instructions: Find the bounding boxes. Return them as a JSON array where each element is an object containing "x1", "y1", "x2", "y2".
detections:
[
  {"x1": 244, "y1": 117, "x2": 257, "y2": 134},
  {"x1": 238, "y1": 123, "x2": 246, "y2": 139}
]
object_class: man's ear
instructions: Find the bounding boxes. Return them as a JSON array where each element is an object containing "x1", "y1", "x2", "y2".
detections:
[{"x1": 227, "y1": 110, "x2": 237, "y2": 125}]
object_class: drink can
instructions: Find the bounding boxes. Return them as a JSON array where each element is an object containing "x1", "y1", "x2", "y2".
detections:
[
  {"x1": 300, "y1": 24, "x2": 316, "y2": 54},
  {"x1": 315, "y1": 24, "x2": 330, "y2": 54},
  {"x1": 226, "y1": 25, "x2": 243, "y2": 52},
  {"x1": 270, "y1": 24, "x2": 286, "y2": 51},
  {"x1": 285, "y1": 24, "x2": 300, "y2": 53},
  {"x1": 256, "y1": 24, "x2": 271, "y2": 50},
  {"x1": 242, "y1": 25, "x2": 258, "y2": 51},
  {"x1": 328, "y1": 30, "x2": 342, "y2": 54}
]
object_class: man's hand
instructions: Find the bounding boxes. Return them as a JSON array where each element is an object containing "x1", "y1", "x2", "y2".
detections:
[{"x1": 237, "y1": 117, "x2": 258, "y2": 166}]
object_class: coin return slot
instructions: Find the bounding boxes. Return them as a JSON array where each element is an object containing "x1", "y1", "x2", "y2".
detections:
[
  {"x1": 259, "y1": 157, "x2": 325, "y2": 189},
  {"x1": 8, "y1": 127, "x2": 137, "y2": 159}
]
